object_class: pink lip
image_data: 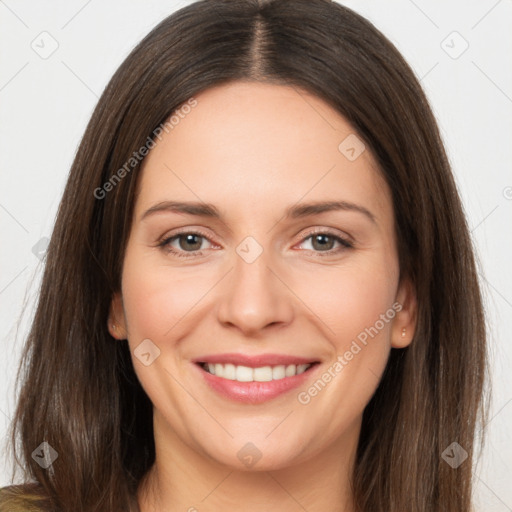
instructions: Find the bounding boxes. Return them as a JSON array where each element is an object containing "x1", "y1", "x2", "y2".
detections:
[
  {"x1": 191, "y1": 353, "x2": 321, "y2": 404},
  {"x1": 192, "y1": 352, "x2": 318, "y2": 367}
]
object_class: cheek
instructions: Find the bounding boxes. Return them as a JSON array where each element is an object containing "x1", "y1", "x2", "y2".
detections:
[
  {"x1": 121, "y1": 256, "x2": 203, "y2": 341},
  {"x1": 292, "y1": 262, "x2": 398, "y2": 426},
  {"x1": 119, "y1": 254, "x2": 205, "y2": 409},
  {"x1": 295, "y1": 257, "x2": 398, "y2": 346},
  {"x1": 291, "y1": 255, "x2": 399, "y2": 413}
]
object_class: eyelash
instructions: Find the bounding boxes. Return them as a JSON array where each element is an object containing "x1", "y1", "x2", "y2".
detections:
[{"x1": 157, "y1": 228, "x2": 353, "y2": 259}]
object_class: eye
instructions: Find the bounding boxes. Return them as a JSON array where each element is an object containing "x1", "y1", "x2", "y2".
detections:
[
  {"x1": 158, "y1": 230, "x2": 216, "y2": 258},
  {"x1": 297, "y1": 230, "x2": 353, "y2": 256},
  {"x1": 157, "y1": 228, "x2": 353, "y2": 259}
]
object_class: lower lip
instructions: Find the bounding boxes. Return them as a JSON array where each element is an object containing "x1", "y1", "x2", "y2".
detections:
[{"x1": 194, "y1": 363, "x2": 319, "y2": 404}]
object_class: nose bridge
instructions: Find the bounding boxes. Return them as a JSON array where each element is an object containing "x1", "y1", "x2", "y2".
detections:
[
  {"x1": 233, "y1": 239, "x2": 274, "y2": 295},
  {"x1": 216, "y1": 236, "x2": 293, "y2": 334}
]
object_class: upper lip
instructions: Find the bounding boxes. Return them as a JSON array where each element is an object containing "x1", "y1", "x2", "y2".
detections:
[{"x1": 192, "y1": 353, "x2": 319, "y2": 368}]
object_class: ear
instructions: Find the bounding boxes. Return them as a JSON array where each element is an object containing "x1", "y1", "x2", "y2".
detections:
[
  {"x1": 107, "y1": 291, "x2": 128, "y2": 340},
  {"x1": 391, "y1": 276, "x2": 417, "y2": 348}
]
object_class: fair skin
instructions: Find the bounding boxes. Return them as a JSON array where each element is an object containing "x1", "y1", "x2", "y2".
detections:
[{"x1": 109, "y1": 80, "x2": 417, "y2": 512}]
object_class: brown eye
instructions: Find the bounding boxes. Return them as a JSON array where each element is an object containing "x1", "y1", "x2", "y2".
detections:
[
  {"x1": 311, "y1": 233, "x2": 336, "y2": 251},
  {"x1": 298, "y1": 230, "x2": 353, "y2": 256},
  {"x1": 176, "y1": 233, "x2": 204, "y2": 251},
  {"x1": 158, "y1": 230, "x2": 215, "y2": 258}
]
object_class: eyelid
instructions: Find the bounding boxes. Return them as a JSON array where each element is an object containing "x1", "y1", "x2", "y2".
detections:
[
  {"x1": 157, "y1": 226, "x2": 218, "y2": 250},
  {"x1": 294, "y1": 226, "x2": 354, "y2": 247}
]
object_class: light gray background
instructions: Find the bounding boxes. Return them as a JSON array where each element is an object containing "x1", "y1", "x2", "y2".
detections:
[{"x1": 1, "y1": 0, "x2": 511, "y2": 510}]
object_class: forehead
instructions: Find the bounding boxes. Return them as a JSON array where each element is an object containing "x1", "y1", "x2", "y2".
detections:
[{"x1": 135, "y1": 81, "x2": 391, "y2": 225}]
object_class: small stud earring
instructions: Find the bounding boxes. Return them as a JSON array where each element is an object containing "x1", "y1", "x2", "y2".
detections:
[
  {"x1": 112, "y1": 324, "x2": 116, "y2": 331},
  {"x1": 401, "y1": 327, "x2": 406, "y2": 338}
]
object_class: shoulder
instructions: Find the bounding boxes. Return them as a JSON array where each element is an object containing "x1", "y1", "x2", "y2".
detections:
[{"x1": 0, "y1": 483, "x2": 53, "y2": 512}]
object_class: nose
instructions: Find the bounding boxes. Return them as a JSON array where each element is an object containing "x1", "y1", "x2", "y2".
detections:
[{"x1": 216, "y1": 246, "x2": 294, "y2": 337}]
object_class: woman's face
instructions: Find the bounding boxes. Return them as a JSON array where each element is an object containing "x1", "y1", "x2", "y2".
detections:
[{"x1": 110, "y1": 81, "x2": 416, "y2": 470}]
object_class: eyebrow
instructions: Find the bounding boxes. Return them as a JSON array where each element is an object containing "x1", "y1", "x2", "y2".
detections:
[{"x1": 140, "y1": 200, "x2": 377, "y2": 225}]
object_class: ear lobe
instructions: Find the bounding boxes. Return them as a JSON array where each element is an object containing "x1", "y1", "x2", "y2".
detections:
[
  {"x1": 391, "y1": 277, "x2": 417, "y2": 349},
  {"x1": 108, "y1": 292, "x2": 128, "y2": 339}
]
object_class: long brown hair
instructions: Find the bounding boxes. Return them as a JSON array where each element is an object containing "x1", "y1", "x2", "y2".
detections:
[{"x1": 1, "y1": 1, "x2": 489, "y2": 510}]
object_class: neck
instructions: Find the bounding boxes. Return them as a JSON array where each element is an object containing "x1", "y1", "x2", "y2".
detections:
[{"x1": 137, "y1": 410, "x2": 360, "y2": 512}]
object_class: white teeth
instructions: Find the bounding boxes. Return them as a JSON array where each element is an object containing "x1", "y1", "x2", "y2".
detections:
[
  {"x1": 285, "y1": 364, "x2": 296, "y2": 377},
  {"x1": 254, "y1": 366, "x2": 273, "y2": 382},
  {"x1": 272, "y1": 365, "x2": 286, "y2": 380},
  {"x1": 223, "y1": 363, "x2": 236, "y2": 380},
  {"x1": 236, "y1": 365, "x2": 253, "y2": 382},
  {"x1": 296, "y1": 364, "x2": 309, "y2": 375},
  {"x1": 202, "y1": 362, "x2": 313, "y2": 381}
]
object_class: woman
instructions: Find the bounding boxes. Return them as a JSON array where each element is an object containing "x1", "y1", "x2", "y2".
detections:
[{"x1": 0, "y1": 0, "x2": 489, "y2": 510}]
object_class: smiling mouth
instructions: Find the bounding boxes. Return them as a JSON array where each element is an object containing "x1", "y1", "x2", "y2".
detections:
[{"x1": 197, "y1": 362, "x2": 319, "y2": 382}]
